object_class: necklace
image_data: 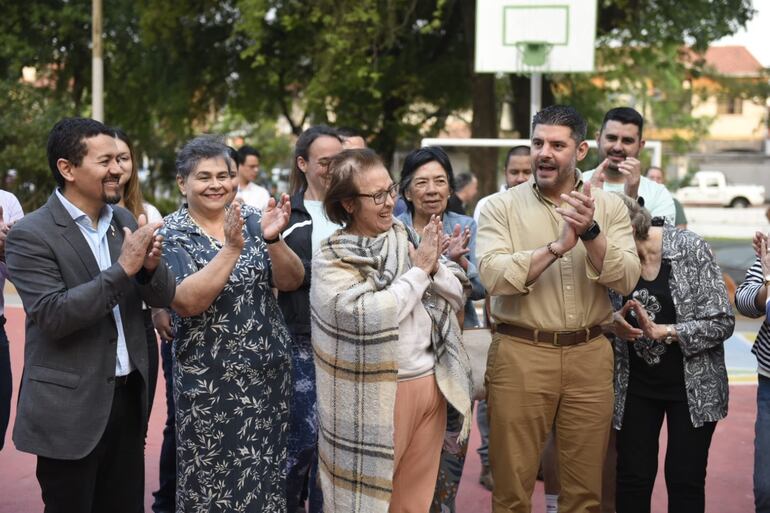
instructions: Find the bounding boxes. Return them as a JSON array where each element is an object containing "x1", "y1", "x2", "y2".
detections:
[{"x1": 187, "y1": 209, "x2": 224, "y2": 247}]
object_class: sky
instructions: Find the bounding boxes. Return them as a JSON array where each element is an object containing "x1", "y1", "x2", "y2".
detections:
[{"x1": 712, "y1": 3, "x2": 770, "y2": 67}]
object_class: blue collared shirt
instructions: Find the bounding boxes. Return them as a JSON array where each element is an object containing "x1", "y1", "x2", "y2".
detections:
[{"x1": 55, "y1": 190, "x2": 133, "y2": 376}]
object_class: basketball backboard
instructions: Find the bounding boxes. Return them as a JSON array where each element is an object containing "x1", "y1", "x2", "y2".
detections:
[{"x1": 475, "y1": 0, "x2": 597, "y2": 73}]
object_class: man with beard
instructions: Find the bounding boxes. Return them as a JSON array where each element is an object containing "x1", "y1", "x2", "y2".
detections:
[
  {"x1": 477, "y1": 105, "x2": 640, "y2": 513},
  {"x1": 6, "y1": 117, "x2": 175, "y2": 513},
  {"x1": 582, "y1": 107, "x2": 675, "y2": 223}
]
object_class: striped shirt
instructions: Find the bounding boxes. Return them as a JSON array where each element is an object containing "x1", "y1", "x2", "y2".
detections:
[{"x1": 734, "y1": 257, "x2": 770, "y2": 377}]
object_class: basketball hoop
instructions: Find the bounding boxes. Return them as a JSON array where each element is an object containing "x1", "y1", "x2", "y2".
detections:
[
  {"x1": 475, "y1": 0, "x2": 597, "y2": 74},
  {"x1": 516, "y1": 42, "x2": 553, "y2": 68}
]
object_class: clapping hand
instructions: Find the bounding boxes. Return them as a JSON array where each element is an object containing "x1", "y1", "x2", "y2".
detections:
[
  {"x1": 591, "y1": 157, "x2": 641, "y2": 198},
  {"x1": 629, "y1": 299, "x2": 667, "y2": 341},
  {"x1": 590, "y1": 159, "x2": 608, "y2": 190},
  {"x1": 753, "y1": 231, "x2": 765, "y2": 258},
  {"x1": 118, "y1": 214, "x2": 164, "y2": 276},
  {"x1": 556, "y1": 181, "x2": 596, "y2": 243},
  {"x1": 617, "y1": 157, "x2": 642, "y2": 199},
  {"x1": 224, "y1": 200, "x2": 245, "y2": 250},
  {"x1": 445, "y1": 223, "x2": 470, "y2": 263},
  {"x1": 759, "y1": 233, "x2": 770, "y2": 282},
  {"x1": 261, "y1": 194, "x2": 291, "y2": 242},
  {"x1": 409, "y1": 214, "x2": 443, "y2": 275},
  {"x1": 610, "y1": 300, "x2": 643, "y2": 340}
]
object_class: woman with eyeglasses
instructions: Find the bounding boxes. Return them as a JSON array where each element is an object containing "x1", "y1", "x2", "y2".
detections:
[
  {"x1": 395, "y1": 146, "x2": 485, "y2": 512},
  {"x1": 310, "y1": 148, "x2": 473, "y2": 513}
]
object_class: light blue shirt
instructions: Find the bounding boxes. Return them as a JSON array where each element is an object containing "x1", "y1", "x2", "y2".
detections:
[
  {"x1": 55, "y1": 190, "x2": 133, "y2": 376},
  {"x1": 581, "y1": 170, "x2": 676, "y2": 225}
]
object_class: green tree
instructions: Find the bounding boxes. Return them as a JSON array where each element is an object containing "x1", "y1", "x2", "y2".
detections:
[
  {"x1": 0, "y1": 82, "x2": 73, "y2": 210},
  {"x1": 0, "y1": 0, "x2": 760, "y2": 209},
  {"x1": 234, "y1": 0, "x2": 472, "y2": 164}
]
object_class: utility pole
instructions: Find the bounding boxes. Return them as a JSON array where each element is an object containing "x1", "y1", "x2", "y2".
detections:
[{"x1": 92, "y1": 0, "x2": 104, "y2": 121}]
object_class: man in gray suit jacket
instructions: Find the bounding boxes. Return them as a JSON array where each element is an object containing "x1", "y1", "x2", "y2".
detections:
[{"x1": 6, "y1": 117, "x2": 176, "y2": 513}]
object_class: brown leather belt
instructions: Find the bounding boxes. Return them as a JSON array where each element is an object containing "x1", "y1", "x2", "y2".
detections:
[{"x1": 497, "y1": 323, "x2": 603, "y2": 346}]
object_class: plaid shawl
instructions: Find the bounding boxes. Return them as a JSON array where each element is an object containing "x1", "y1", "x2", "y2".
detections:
[{"x1": 310, "y1": 220, "x2": 473, "y2": 513}]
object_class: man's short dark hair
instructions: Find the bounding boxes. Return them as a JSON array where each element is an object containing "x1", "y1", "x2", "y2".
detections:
[
  {"x1": 238, "y1": 145, "x2": 261, "y2": 163},
  {"x1": 601, "y1": 107, "x2": 644, "y2": 139},
  {"x1": 324, "y1": 148, "x2": 385, "y2": 226},
  {"x1": 47, "y1": 117, "x2": 113, "y2": 188},
  {"x1": 337, "y1": 127, "x2": 362, "y2": 139},
  {"x1": 291, "y1": 125, "x2": 341, "y2": 194},
  {"x1": 505, "y1": 145, "x2": 531, "y2": 167},
  {"x1": 531, "y1": 105, "x2": 587, "y2": 144}
]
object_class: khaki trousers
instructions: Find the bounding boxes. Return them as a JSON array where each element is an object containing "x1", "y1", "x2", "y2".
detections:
[
  {"x1": 486, "y1": 333, "x2": 614, "y2": 513},
  {"x1": 389, "y1": 374, "x2": 447, "y2": 513}
]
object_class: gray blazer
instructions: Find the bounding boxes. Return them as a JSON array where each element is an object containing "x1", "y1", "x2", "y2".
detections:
[{"x1": 6, "y1": 193, "x2": 176, "y2": 459}]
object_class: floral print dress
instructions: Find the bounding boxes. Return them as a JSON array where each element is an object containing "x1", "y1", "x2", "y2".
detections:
[{"x1": 161, "y1": 205, "x2": 291, "y2": 513}]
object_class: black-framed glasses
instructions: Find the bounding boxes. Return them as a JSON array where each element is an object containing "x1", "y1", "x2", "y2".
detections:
[{"x1": 356, "y1": 183, "x2": 399, "y2": 205}]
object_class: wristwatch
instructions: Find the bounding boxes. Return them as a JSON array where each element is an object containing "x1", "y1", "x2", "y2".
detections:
[
  {"x1": 579, "y1": 221, "x2": 601, "y2": 241},
  {"x1": 264, "y1": 233, "x2": 282, "y2": 245},
  {"x1": 664, "y1": 325, "x2": 674, "y2": 345}
]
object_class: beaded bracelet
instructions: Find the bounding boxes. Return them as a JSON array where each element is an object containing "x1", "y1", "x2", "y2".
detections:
[{"x1": 547, "y1": 241, "x2": 564, "y2": 259}]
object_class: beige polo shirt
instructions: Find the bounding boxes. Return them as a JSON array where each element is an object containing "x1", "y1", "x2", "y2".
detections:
[{"x1": 476, "y1": 173, "x2": 640, "y2": 332}]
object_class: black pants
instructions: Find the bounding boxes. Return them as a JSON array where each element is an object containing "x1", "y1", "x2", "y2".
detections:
[
  {"x1": 152, "y1": 339, "x2": 176, "y2": 513},
  {"x1": 616, "y1": 392, "x2": 716, "y2": 513},
  {"x1": 36, "y1": 371, "x2": 144, "y2": 513},
  {"x1": 0, "y1": 318, "x2": 10, "y2": 451}
]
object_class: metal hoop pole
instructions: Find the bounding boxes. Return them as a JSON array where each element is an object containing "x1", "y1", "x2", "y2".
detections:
[{"x1": 530, "y1": 73, "x2": 542, "y2": 123}]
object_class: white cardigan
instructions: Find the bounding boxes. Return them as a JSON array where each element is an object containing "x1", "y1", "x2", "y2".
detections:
[{"x1": 388, "y1": 264, "x2": 464, "y2": 380}]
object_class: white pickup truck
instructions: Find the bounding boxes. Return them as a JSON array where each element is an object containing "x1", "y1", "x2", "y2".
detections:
[{"x1": 676, "y1": 170, "x2": 765, "y2": 208}]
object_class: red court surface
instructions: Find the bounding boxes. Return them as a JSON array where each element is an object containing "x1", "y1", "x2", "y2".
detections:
[{"x1": 0, "y1": 304, "x2": 757, "y2": 512}]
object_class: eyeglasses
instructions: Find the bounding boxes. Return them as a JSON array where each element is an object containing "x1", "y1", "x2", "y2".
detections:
[{"x1": 356, "y1": 183, "x2": 399, "y2": 205}]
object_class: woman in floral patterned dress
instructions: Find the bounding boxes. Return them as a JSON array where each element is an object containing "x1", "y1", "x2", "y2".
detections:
[{"x1": 162, "y1": 135, "x2": 304, "y2": 512}]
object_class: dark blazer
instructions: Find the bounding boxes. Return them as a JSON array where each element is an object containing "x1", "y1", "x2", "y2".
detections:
[{"x1": 5, "y1": 193, "x2": 176, "y2": 460}]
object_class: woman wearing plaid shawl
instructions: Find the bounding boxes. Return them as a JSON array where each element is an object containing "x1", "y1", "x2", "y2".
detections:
[{"x1": 310, "y1": 148, "x2": 473, "y2": 513}]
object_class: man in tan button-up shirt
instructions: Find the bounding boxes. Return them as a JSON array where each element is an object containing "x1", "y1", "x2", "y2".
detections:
[{"x1": 477, "y1": 105, "x2": 640, "y2": 513}]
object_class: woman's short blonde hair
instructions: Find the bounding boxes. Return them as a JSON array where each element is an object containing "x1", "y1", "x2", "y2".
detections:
[{"x1": 614, "y1": 192, "x2": 652, "y2": 240}]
